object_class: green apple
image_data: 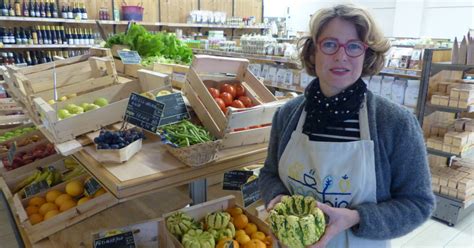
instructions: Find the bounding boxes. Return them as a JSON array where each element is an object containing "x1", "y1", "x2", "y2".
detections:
[
  {"x1": 59, "y1": 96, "x2": 68, "y2": 102},
  {"x1": 66, "y1": 104, "x2": 78, "y2": 112},
  {"x1": 48, "y1": 99, "x2": 56, "y2": 105},
  {"x1": 71, "y1": 106, "x2": 84, "y2": 114},
  {"x1": 58, "y1": 109, "x2": 71, "y2": 119},
  {"x1": 85, "y1": 104, "x2": 100, "y2": 112},
  {"x1": 80, "y1": 103, "x2": 90, "y2": 109},
  {"x1": 94, "y1": 97, "x2": 109, "y2": 107}
]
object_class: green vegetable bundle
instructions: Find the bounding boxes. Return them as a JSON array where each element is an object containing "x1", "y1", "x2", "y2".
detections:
[
  {"x1": 105, "y1": 24, "x2": 193, "y2": 65},
  {"x1": 160, "y1": 120, "x2": 214, "y2": 147}
]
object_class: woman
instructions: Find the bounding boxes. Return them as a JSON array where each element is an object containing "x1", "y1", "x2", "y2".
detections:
[{"x1": 259, "y1": 4, "x2": 435, "y2": 248}]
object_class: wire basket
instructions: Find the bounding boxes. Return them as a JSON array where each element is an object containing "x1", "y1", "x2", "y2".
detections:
[{"x1": 165, "y1": 139, "x2": 221, "y2": 167}]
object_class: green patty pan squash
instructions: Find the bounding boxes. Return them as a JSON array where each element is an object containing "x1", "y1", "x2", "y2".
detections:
[
  {"x1": 182, "y1": 229, "x2": 215, "y2": 248},
  {"x1": 166, "y1": 212, "x2": 202, "y2": 238},
  {"x1": 269, "y1": 195, "x2": 326, "y2": 248}
]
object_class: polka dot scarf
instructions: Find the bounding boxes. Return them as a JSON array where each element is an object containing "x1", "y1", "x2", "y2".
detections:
[{"x1": 303, "y1": 78, "x2": 367, "y2": 134}]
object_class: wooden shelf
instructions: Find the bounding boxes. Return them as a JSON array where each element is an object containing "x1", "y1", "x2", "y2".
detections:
[
  {"x1": 379, "y1": 68, "x2": 421, "y2": 79},
  {"x1": 0, "y1": 17, "x2": 269, "y2": 30},
  {"x1": 192, "y1": 48, "x2": 298, "y2": 64},
  {"x1": 0, "y1": 44, "x2": 97, "y2": 49},
  {"x1": 264, "y1": 82, "x2": 305, "y2": 93},
  {"x1": 427, "y1": 147, "x2": 474, "y2": 158},
  {"x1": 426, "y1": 103, "x2": 474, "y2": 113}
]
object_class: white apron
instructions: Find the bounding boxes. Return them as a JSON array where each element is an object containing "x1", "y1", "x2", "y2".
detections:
[{"x1": 278, "y1": 100, "x2": 389, "y2": 248}]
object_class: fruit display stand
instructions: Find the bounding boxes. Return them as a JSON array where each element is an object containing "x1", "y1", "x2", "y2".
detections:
[
  {"x1": 33, "y1": 69, "x2": 171, "y2": 154},
  {"x1": 3, "y1": 48, "x2": 116, "y2": 125},
  {"x1": 184, "y1": 55, "x2": 286, "y2": 149},
  {"x1": 164, "y1": 195, "x2": 271, "y2": 248}
]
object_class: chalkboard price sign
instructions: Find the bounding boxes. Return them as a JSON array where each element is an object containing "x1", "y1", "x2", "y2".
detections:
[
  {"x1": 93, "y1": 231, "x2": 136, "y2": 248},
  {"x1": 24, "y1": 180, "x2": 50, "y2": 198},
  {"x1": 222, "y1": 170, "x2": 254, "y2": 191},
  {"x1": 156, "y1": 92, "x2": 190, "y2": 126},
  {"x1": 124, "y1": 93, "x2": 165, "y2": 133},
  {"x1": 242, "y1": 178, "x2": 261, "y2": 208},
  {"x1": 84, "y1": 177, "x2": 102, "y2": 196}
]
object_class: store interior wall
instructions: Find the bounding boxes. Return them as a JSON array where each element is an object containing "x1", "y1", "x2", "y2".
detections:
[{"x1": 263, "y1": 0, "x2": 474, "y2": 40}]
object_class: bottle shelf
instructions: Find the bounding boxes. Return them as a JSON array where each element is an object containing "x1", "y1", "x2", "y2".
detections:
[{"x1": 0, "y1": 44, "x2": 96, "y2": 49}]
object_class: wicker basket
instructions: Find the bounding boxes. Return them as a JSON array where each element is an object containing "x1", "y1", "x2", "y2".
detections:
[{"x1": 165, "y1": 140, "x2": 221, "y2": 167}]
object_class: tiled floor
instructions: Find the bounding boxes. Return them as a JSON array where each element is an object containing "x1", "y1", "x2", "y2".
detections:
[{"x1": 0, "y1": 188, "x2": 473, "y2": 248}]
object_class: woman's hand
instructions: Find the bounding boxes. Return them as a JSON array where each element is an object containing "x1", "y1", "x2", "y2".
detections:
[
  {"x1": 308, "y1": 203, "x2": 360, "y2": 248},
  {"x1": 266, "y1": 194, "x2": 286, "y2": 211}
]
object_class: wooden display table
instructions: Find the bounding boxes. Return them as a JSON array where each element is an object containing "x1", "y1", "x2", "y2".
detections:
[{"x1": 74, "y1": 133, "x2": 268, "y2": 201}]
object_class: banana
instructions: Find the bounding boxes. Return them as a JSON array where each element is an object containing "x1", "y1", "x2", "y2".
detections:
[
  {"x1": 64, "y1": 157, "x2": 79, "y2": 170},
  {"x1": 12, "y1": 170, "x2": 41, "y2": 193},
  {"x1": 53, "y1": 170, "x2": 62, "y2": 185},
  {"x1": 46, "y1": 171, "x2": 54, "y2": 186},
  {"x1": 33, "y1": 170, "x2": 51, "y2": 184},
  {"x1": 62, "y1": 166, "x2": 85, "y2": 181}
]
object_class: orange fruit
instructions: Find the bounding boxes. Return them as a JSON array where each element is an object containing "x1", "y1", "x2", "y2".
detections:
[
  {"x1": 29, "y1": 213, "x2": 43, "y2": 225},
  {"x1": 244, "y1": 223, "x2": 258, "y2": 236},
  {"x1": 44, "y1": 210, "x2": 60, "y2": 220},
  {"x1": 28, "y1": 196, "x2": 46, "y2": 207},
  {"x1": 77, "y1": 196, "x2": 91, "y2": 206},
  {"x1": 235, "y1": 229, "x2": 247, "y2": 238},
  {"x1": 226, "y1": 207, "x2": 243, "y2": 217},
  {"x1": 65, "y1": 180, "x2": 84, "y2": 197},
  {"x1": 54, "y1": 194, "x2": 72, "y2": 206},
  {"x1": 59, "y1": 199, "x2": 76, "y2": 212},
  {"x1": 39, "y1": 202, "x2": 58, "y2": 215},
  {"x1": 217, "y1": 237, "x2": 240, "y2": 248},
  {"x1": 236, "y1": 234, "x2": 251, "y2": 246},
  {"x1": 93, "y1": 188, "x2": 106, "y2": 198},
  {"x1": 45, "y1": 190, "x2": 63, "y2": 203},
  {"x1": 233, "y1": 214, "x2": 249, "y2": 229},
  {"x1": 251, "y1": 231, "x2": 266, "y2": 241},
  {"x1": 243, "y1": 239, "x2": 266, "y2": 248},
  {"x1": 26, "y1": 205, "x2": 39, "y2": 216},
  {"x1": 263, "y1": 235, "x2": 272, "y2": 246}
]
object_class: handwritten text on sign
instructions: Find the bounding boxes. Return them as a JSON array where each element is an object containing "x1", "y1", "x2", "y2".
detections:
[{"x1": 125, "y1": 93, "x2": 164, "y2": 133}]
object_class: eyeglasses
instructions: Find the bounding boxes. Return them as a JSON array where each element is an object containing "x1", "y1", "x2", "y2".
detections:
[{"x1": 317, "y1": 38, "x2": 368, "y2": 58}]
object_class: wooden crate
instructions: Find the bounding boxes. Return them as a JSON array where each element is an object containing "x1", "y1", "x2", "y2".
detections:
[
  {"x1": 0, "y1": 156, "x2": 79, "y2": 200},
  {"x1": 4, "y1": 48, "x2": 116, "y2": 124},
  {"x1": 163, "y1": 195, "x2": 270, "y2": 248},
  {"x1": 154, "y1": 62, "x2": 189, "y2": 89},
  {"x1": 184, "y1": 55, "x2": 286, "y2": 149},
  {"x1": 12, "y1": 173, "x2": 119, "y2": 243},
  {"x1": 33, "y1": 69, "x2": 171, "y2": 144}
]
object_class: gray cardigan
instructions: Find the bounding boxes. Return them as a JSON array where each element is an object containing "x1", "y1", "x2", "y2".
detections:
[{"x1": 259, "y1": 91, "x2": 435, "y2": 240}]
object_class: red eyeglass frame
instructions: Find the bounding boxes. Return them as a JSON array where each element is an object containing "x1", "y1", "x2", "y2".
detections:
[{"x1": 317, "y1": 37, "x2": 369, "y2": 58}]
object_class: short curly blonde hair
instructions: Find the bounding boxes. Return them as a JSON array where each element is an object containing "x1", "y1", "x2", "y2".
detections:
[{"x1": 299, "y1": 4, "x2": 390, "y2": 77}]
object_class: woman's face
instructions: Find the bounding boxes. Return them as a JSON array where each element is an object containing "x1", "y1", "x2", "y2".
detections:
[{"x1": 314, "y1": 18, "x2": 365, "y2": 97}]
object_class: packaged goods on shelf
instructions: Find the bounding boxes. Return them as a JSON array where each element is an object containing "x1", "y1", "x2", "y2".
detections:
[
  {"x1": 404, "y1": 80, "x2": 421, "y2": 107},
  {"x1": 188, "y1": 10, "x2": 227, "y2": 25},
  {"x1": 368, "y1": 75, "x2": 382, "y2": 95},
  {"x1": 430, "y1": 162, "x2": 474, "y2": 201}
]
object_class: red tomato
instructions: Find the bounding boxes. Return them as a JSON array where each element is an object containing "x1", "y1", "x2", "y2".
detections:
[
  {"x1": 220, "y1": 92, "x2": 233, "y2": 106},
  {"x1": 208, "y1": 87, "x2": 220, "y2": 98},
  {"x1": 238, "y1": 96, "x2": 253, "y2": 107},
  {"x1": 235, "y1": 84, "x2": 246, "y2": 97},
  {"x1": 214, "y1": 98, "x2": 226, "y2": 112},
  {"x1": 231, "y1": 100, "x2": 246, "y2": 109},
  {"x1": 220, "y1": 84, "x2": 236, "y2": 98}
]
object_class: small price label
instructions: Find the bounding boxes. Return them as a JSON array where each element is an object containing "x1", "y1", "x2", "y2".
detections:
[
  {"x1": 24, "y1": 180, "x2": 50, "y2": 198},
  {"x1": 118, "y1": 50, "x2": 141, "y2": 65},
  {"x1": 242, "y1": 178, "x2": 261, "y2": 207},
  {"x1": 7, "y1": 141, "x2": 17, "y2": 165},
  {"x1": 222, "y1": 170, "x2": 254, "y2": 191},
  {"x1": 93, "y1": 231, "x2": 136, "y2": 248},
  {"x1": 84, "y1": 177, "x2": 102, "y2": 197}
]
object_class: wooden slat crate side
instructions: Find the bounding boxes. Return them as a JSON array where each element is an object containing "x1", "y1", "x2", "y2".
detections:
[
  {"x1": 11, "y1": 54, "x2": 92, "y2": 75},
  {"x1": 33, "y1": 75, "x2": 117, "y2": 102},
  {"x1": 183, "y1": 83, "x2": 223, "y2": 138},
  {"x1": 186, "y1": 68, "x2": 228, "y2": 130},
  {"x1": 137, "y1": 69, "x2": 171, "y2": 92},
  {"x1": 0, "y1": 176, "x2": 12, "y2": 199},
  {"x1": 226, "y1": 100, "x2": 284, "y2": 130},
  {"x1": 192, "y1": 55, "x2": 249, "y2": 79},
  {"x1": 221, "y1": 126, "x2": 271, "y2": 149},
  {"x1": 243, "y1": 70, "x2": 277, "y2": 103},
  {"x1": 0, "y1": 153, "x2": 64, "y2": 178}
]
